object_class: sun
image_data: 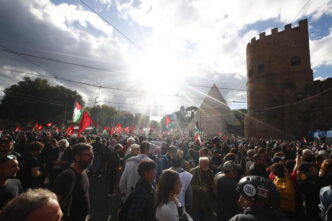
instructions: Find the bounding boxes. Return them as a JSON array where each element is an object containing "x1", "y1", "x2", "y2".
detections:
[{"x1": 128, "y1": 48, "x2": 183, "y2": 92}]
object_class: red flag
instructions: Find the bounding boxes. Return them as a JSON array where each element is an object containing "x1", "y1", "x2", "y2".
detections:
[
  {"x1": 37, "y1": 124, "x2": 43, "y2": 130},
  {"x1": 129, "y1": 126, "x2": 135, "y2": 134},
  {"x1": 115, "y1": 123, "x2": 122, "y2": 133},
  {"x1": 124, "y1": 127, "x2": 130, "y2": 133},
  {"x1": 109, "y1": 127, "x2": 114, "y2": 135},
  {"x1": 46, "y1": 122, "x2": 53, "y2": 127},
  {"x1": 103, "y1": 126, "x2": 108, "y2": 131},
  {"x1": 66, "y1": 126, "x2": 74, "y2": 136},
  {"x1": 55, "y1": 127, "x2": 59, "y2": 133},
  {"x1": 78, "y1": 111, "x2": 93, "y2": 134},
  {"x1": 164, "y1": 116, "x2": 171, "y2": 126},
  {"x1": 15, "y1": 126, "x2": 21, "y2": 132}
]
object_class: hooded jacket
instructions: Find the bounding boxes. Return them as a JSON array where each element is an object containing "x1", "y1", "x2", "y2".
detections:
[{"x1": 119, "y1": 154, "x2": 151, "y2": 198}]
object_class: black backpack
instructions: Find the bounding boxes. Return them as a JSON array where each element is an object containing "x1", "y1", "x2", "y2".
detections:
[{"x1": 118, "y1": 188, "x2": 135, "y2": 221}]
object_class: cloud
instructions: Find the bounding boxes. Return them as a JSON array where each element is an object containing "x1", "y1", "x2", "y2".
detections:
[
  {"x1": 311, "y1": 30, "x2": 332, "y2": 67},
  {"x1": 1, "y1": 0, "x2": 332, "y2": 117}
]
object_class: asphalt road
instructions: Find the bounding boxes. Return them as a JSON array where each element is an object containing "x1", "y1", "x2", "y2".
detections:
[{"x1": 89, "y1": 174, "x2": 121, "y2": 221}]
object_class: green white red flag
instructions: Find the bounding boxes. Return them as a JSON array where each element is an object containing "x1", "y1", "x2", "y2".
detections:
[{"x1": 73, "y1": 101, "x2": 83, "y2": 123}]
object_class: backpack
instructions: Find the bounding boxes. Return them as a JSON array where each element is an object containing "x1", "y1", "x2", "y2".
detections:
[{"x1": 118, "y1": 188, "x2": 135, "y2": 221}]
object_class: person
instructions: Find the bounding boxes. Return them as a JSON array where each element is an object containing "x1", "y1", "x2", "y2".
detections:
[
  {"x1": 119, "y1": 141, "x2": 151, "y2": 198},
  {"x1": 106, "y1": 143, "x2": 122, "y2": 196},
  {"x1": 214, "y1": 161, "x2": 241, "y2": 221},
  {"x1": 319, "y1": 185, "x2": 332, "y2": 219},
  {"x1": 124, "y1": 143, "x2": 140, "y2": 161},
  {"x1": 229, "y1": 176, "x2": 288, "y2": 221},
  {"x1": 158, "y1": 146, "x2": 178, "y2": 178},
  {"x1": 53, "y1": 143, "x2": 93, "y2": 221},
  {"x1": 297, "y1": 162, "x2": 321, "y2": 221},
  {"x1": 19, "y1": 141, "x2": 45, "y2": 190},
  {"x1": 248, "y1": 154, "x2": 269, "y2": 178},
  {"x1": 0, "y1": 136, "x2": 20, "y2": 159},
  {"x1": 270, "y1": 163, "x2": 295, "y2": 219},
  {"x1": 156, "y1": 169, "x2": 192, "y2": 221},
  {"x1": 245, "y1": 149, "x2": 255, "y2": 175},
  {"x1": 46, "y1": 139, "x2": 72, "y2": 187},
  {"x1": 124, "y1": 160, "x2": 157, "y2": 221},
  {"x1": 0, "y1": 155, "x2": 22, "y2": 210},
  {"x1": 0, "y1": 188, "x2": 63, "y2": 221},
  {"x1": 123, "y1": 137, "x2": 136, "y2": 157},
  {"x1": 90, "y1": 136, "x2": 104, "y2": 177},
  {"x1": 190, "y1": 157, "x2": 214, "y2": 221},
  {"x1": 13, "y1": 133, "x2": 28, "y2": 156},
  {"x1": 170, "y1": 155, "x2": 193, "y2": 210}
]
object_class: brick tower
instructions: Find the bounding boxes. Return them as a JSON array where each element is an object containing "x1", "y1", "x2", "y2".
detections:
[{"x1": 244, "y1": 19, "x2": 313, "y2": 139}]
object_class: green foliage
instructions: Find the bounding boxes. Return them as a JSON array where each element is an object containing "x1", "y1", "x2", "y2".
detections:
[{"x1": 0, "y1": 77, "x2": 84, "y2": 124}]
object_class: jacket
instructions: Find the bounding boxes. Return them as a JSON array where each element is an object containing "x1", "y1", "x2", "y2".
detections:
[
  {"x1": 126, "y1": 178, "x2": 156, "y2": 221},
  {"x1": 229, "y1": 207, "x2": 289, "y2": 221},
  {"x1": 119, "y1": 154, "x2": 151, "y2": 198}
]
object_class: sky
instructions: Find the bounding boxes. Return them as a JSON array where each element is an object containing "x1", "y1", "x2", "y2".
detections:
[{"x1": 0, "y1": 0, "x2": 332, "y2": 120}]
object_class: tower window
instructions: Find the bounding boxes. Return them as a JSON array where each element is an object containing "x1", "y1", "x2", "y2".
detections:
[
  {"x1": 291, "y1": 56, "x2": 301, "y2": 66},
  {"x1": 248, "y1": 70, "x2": 252, "y2": 78},
  {"x1": 258, "y1": 63, "x2": 265, "y2": 73}
]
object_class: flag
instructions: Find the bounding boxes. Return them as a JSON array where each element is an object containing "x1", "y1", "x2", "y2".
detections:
[
  {"x1": 102, "y1": 126, "x2": 108, "y2": 134},
  {"x1": 15, "y1": 126, "x2": 21, "y2": 132},
  {"x1": 109, "y1": 126, "x2": 114, "y2": 135},
  {"x1": 55, "y1": 127, "x2": 59, "y2": 133},
  {"x1": 46, "y1": 122, "x2": 53, "y2": 127},
  {"x1": 115, "y1": 123, "x2": 122, "y2": 133},
  {"x1": 124, "y1": 127, "x2": 130, "y2": 133},
  {"x1": 66, "y1": 126, "x2": 74, "y2": 136},
  {"x1": 78, "y1": 111, "x2": 93, "y2": 134},
  {"x1": 34, "y1": 123, "x2": 43, "y2": 131},
  {"x1": 194, "y1": 121, "x2": 202, "y2": 145},
  {"x1": 73, "y1": 101, "x2": 83, "y2": 123},
  {"x1": 164, "y1": 116, "x2": 172, "y2": 127}
]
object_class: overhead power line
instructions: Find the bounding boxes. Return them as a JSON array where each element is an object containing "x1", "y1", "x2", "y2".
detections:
[
  {"x1": 0, "y1": 68, "x2": 248, "y2": 103},
  {"x1": 0, "y1": 48, "x2": 246, "y2": 92},
  {"x1": 78, "y1": 0, "x2": 145, "y2": 52}
]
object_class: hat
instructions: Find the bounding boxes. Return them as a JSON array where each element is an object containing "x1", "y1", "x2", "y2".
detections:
[
  {"x1": 272, "y1": 156, "x2": 285, "y2": 164},
  {"x1": 223, "y1": 160, "x2": 238, "y2": 171}
]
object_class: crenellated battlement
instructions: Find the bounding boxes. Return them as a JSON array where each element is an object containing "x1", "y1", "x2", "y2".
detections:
[{"x1": 247, "y1": 19, "x2": 308, "y2": 47}]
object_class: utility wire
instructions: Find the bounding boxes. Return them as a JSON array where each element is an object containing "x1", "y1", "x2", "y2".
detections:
[
  {"x1": 0, "y1": 48, "x2": 246, "y2": 91},
  {"x1": 78, "y1": 0, "x2": 145, "y2": 52},
  {"x1": 0, "y1": 68, "x2": 247, "y2": 102}
]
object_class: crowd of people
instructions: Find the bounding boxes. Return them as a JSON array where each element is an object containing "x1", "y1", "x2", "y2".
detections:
[{"x1": 0, "y1": 129, "x2": 332, "y2": 221}]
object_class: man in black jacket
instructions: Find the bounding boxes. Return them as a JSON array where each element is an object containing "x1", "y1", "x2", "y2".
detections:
[
  {"x1": 230, "y1": 176, "x2": 288, "y2": 221},
  {"x1": 125, "y1": 159, "x2": 157, "y2": 221}
]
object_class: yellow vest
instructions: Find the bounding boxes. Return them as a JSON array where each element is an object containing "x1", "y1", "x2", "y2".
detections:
[{"x1": 273, "y1": 176, "x2": 296, "y2": 212}]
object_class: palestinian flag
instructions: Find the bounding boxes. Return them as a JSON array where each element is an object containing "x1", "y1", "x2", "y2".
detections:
[
  {"x1": 194, "y1": 121, "x2": 202, "y2": 145},
  {"x1": 73, "y1": 101, "x2": 83, "y2": 123}
]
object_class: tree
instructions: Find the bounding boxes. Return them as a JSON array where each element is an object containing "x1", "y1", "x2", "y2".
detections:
[
  {"x1": 86, "y1": 105, "x2": 118, "y2": 127},
  {"x1": 0, "y1": 77, "x2": 84, "y2": 124}
]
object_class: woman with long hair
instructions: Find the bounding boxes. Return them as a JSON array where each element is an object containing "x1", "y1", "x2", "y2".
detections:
[{"x1": 156, "y1": 169, "x2": 192, "y2": 221}]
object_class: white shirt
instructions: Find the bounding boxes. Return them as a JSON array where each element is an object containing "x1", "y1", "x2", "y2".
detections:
[{"x1": 156, "y1": 200, "x2": 178, "y2": 221}]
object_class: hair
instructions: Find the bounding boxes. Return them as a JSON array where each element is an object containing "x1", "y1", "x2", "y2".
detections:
[
  {"x1": 0, "y1": 188, "x2": 59, "y2": 221},
  {"x1": 139, "y1": 141, "x2": 150, "y2": 154},
  {"x1": 0, "y1": 136, "x2": 13, "y2": 144},
  {"x1": 247, "y1": 149, "x2": 255, "y2": 158},
  {"x1": 127, "y1": 137, "x2": 135, "y2": 144},
  {"x1": 171, "y1": 155, "x2": 183, "y2": 168},
  {"x1": 114, "y1": 143, "x2": 123, "y2": 152},
  {"x1": 95, "y1": 136, "x2": 101, "y2": 142},
  {"x1": 253, "y1": 154, "x2": 262, "y2": 162},
  {"x1": 58, "y1": 139, "x2": 69, "y2": 149},
  {"x1": 316, "y1": 154, "x2": 328, "y2": 164},
  {"x1": 156, "y1": 170, "x2": 180, "y2": 206},
  {"x1": 224, "y1": 153, "x2": 236, "y2": 162},
  {"x1": 71, "y1": 143, "x2": 92, "y2": 157},
  {"x1": 199, "y1": 157, "x2": 209, "y2": 163},
  {"x1": 27, "y1": 141, "x2": 44, "y2": 153},
  {"x1": 271, "y1": 163, "x2": 285, "y2": 178},
  {"x1": 321, "y1": 159, "x2": 332, "y2": 175},
  {"x1": 137, "y1": 160, "x2": 156, "y2": 177}
]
